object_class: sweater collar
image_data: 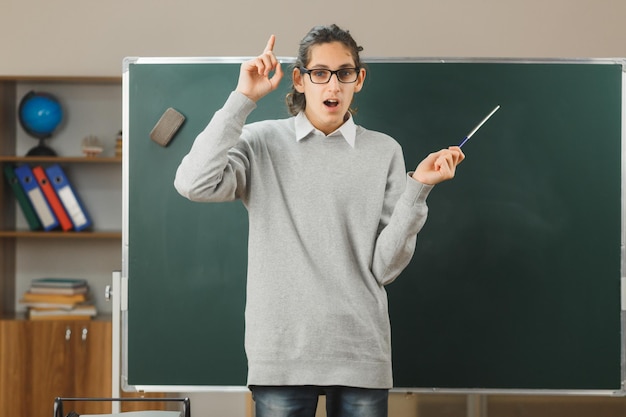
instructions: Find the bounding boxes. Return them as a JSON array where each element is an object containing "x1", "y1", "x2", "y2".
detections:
[{"x1": 295, "y1": 112, "x2": 356, "y2": 148}]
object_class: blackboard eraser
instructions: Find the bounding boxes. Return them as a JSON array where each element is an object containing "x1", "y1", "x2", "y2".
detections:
[{"x1": 150, "y1": 107, "x2": 186, "y2": 147}]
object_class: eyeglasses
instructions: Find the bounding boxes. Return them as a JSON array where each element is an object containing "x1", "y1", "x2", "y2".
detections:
[{"x1": 299, "y1": 67, "x2": 360, "y2": 84}]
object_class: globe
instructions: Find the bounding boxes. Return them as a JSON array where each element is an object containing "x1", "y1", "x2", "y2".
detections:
[{"x1": 18, "y1": 91, "x2": 63, "y2": 156}]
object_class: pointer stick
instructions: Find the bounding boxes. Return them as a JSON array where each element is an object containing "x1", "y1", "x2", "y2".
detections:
[{"x1": 458, "y1": 105, "x2": 500, "y2": 148}]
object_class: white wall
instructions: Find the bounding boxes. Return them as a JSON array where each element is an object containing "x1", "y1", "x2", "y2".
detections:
[
  {"x1": 3, "y1": 1, "x2": 625, "y2": 416},
  {"x1": 0, "y1": 0, "x2": 625, "y2": 77}
]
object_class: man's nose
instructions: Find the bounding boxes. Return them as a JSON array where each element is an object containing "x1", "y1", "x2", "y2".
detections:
[{"x1": 327, "y1": 73, "x2": 341, "y2": 87}]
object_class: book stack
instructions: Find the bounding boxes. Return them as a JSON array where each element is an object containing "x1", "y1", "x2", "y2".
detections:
[
  {"x1": 19, "y1": 278, "x2": 98, "y2": 320},
  {"x1": 3, "y1": 163, "x2": 92, "y2": 232}
]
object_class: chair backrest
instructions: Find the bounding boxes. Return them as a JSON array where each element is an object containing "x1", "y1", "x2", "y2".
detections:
[{"x1": 53, "y1": 397, "x2": 191, "y2": 417}]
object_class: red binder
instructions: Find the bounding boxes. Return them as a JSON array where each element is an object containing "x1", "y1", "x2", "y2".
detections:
[{"x1": 32, "y1": 166, "x2": 73, "y2": 231}]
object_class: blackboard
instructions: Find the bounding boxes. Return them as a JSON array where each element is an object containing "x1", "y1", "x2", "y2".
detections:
[{"x1": 123, "y1": 58, "x2": 624, "y2": 392}]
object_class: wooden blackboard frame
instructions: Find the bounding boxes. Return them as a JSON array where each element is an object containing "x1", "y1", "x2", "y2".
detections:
[{"x1": 120, "y1": 57, "x2": 626, "y2": 394}]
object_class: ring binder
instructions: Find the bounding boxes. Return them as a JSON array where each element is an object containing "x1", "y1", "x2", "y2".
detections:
[
  {"x1": 45, "y1": 164, "x2": 92, "y2": 231},
  {"x1": 3, "y1": 164, "x2": 42, "y2": 230},
  {"x1": 33, "y1": 165, "x2": 73, "y2": 231},
  {"x1": 14, "y1": 164, "x2": 59, "y2": 231}
]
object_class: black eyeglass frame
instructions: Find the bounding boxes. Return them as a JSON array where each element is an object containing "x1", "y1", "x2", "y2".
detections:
[{"x1": 299, "y1": 67, "x2": 361, "y2": 84}]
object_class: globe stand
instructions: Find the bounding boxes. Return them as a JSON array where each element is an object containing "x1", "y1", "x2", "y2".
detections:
[{"x1": 26, "y1": 138, "x2": 57, "y2": 156}]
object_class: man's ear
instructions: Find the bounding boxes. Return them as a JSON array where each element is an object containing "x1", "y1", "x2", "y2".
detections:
[
  {"x1": 293, "y1": 67, "x2": 305, "y2": 93},
  {"x1": 354, "y1": 68, "x2": 366, "y2": 93}
]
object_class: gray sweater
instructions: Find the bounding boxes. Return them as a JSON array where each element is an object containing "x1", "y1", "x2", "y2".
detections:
[{"x1": 174, "y1": 91, "x2": 433, "y2": 388}]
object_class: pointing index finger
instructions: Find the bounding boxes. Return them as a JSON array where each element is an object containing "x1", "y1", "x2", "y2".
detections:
[{"x1": 264, "y1": 34, "x2": 276, "y2": 53}]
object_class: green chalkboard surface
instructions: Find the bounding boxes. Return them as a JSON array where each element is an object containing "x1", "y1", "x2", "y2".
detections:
[{"x1": 124, "y1": 58, "x2": 624, "y2": 391}]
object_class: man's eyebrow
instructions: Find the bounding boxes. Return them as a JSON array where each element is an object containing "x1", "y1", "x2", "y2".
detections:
[{"x1": 306, "y1": 63, "x2": 356, "y2": 69}]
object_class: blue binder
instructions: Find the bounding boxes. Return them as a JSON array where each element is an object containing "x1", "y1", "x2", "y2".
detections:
[
  {"x1": 14, "y1": 164, "x2": 59, "y2": 231},
  {"x1": 45, "y1": 164, "x2": 92, "y2": 231}
]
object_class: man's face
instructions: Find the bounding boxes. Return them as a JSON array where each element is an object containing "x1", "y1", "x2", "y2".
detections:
[{"x1": 293, "y1": 41, "x2": 366, "y2": 135}]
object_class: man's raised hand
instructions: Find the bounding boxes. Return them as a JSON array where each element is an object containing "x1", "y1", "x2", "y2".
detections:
[{"x1": 236, "y1": 35, "x2": 284, "y2": 102}]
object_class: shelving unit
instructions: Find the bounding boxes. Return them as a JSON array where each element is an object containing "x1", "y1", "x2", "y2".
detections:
[
  {"x1": 0, "y1": 77, "x2": 122, "y2": 314},
  {"x1": 0, "y1": 75, "x2": 126, "y2": 413}
]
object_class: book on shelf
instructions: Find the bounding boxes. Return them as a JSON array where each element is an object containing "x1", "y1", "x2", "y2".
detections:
[
  {"x1": 28, "y1": 313, "x2": 94, "y2": 321},
  {"x1": 20, "y1": 278, "x2": 98, "y2": 320},
  {"x1": 19, "y1": 292, "x2": 88, "y2": 309},
  {"x1": 29, "y1": 285, "x2": 88, "y2": 295},
  {"x1": 30, "y1": 278, "x2": 89, "y2": 295},
  {"x1": 31, "y1": 277, "x2": 88, "y2": 288},
  {"x1": 28, "y1": 304, "x2": 97, "y2": 321}
]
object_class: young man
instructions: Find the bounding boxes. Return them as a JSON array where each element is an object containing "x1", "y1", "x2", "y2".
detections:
[{"x1": 175, "y1": 24, "x2": 464, "y2": 417}]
